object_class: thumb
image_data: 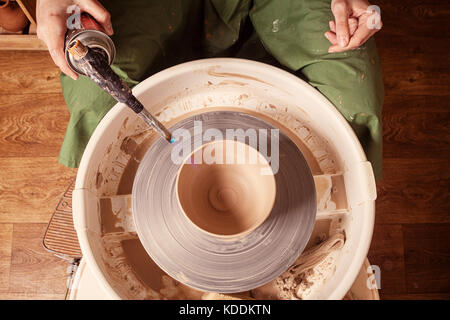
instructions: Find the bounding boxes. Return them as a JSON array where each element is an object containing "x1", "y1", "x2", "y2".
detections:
[
  {"x1": 331, "y1": 0, "x2": 350, "y2": 47},
  {"x1": 77, "y1": 0, "x2": 113, "y2": 35}
]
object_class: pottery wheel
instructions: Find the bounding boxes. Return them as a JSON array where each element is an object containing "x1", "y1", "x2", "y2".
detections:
[{"x1": 132, "y1": 111, "x2": 316, "y2": 293}]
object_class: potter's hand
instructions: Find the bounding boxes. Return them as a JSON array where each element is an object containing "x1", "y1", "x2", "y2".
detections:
[
  {"x1": 324, "y1": 0, "x2": 382, "y2": 53},
  {"x1": 36, "y1": 0, "x2": 113, "y2": 80}
]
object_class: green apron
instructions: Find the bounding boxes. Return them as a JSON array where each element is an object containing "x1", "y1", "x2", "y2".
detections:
[{"x1": 59, "y1": 0, "x2": 384, "y2": 179}]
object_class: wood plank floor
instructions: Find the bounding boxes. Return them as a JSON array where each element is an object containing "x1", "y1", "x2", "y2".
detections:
[
  {"x1": 367, "y1": 0, "x2": 450, "y2": 299},
  {"x1": 0, "y1": 51, "x2": 76, "y2": 299},
  {"x1": 0, "y1": 0, "x2": 448, "y2": 299}
]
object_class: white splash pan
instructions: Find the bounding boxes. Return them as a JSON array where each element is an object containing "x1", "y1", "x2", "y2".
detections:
[{"x1": 73, "y1": 58, "x2": 376, "y2": 300}]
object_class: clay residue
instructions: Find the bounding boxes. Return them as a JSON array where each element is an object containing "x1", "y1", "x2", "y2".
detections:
[
  {"x1": 101, "y1": 232, "x2": 161, "y2": 300},
  {"x1": 100, "y1": 229, "x2": 344, "y2": 300},
  {"x1": 100, "y1": 195, "x2": 135, "y2": 232},
  {"x1": 159, "y1": 276, "x2": 205, "y2": 299},
  {"x1": 251, "y1": 233, "x2": 345, "y2": 300},
  {"x1": 304, "y1": 219, "x2": 331, "y2": 250},
  {"x1": 102, "y1": 233, "x2": 226, "y2": 300},
  {"x1": 314, "y1": 174, "x2": 349, "y2": 214},
  {"x1": 96, "y1": 172, "x2": 103, "y2": 189},
  {"x1": 117, "y1": 158, "x2": 139, "y2": 195},
  {"x1": 99, "y1": 198, "x2": 122, "y2": 233},
  {"x1": 121, "y1": 238, "x2": 167, "y2": 291},
  {"x1": 207, "y1": 66, "x2": 273, "y2": 87},
  {"x1": 331, "y1": 174, "x2": 348, "y2": 209},
  {"x1": 315, "y1": 175, "x2": 336, "y2": 212},
  {"x1": 116, "y1": 117, "x2": 129, "y2": 140},
  {"x1": 217, "y1": 80, "x2": 247, "y2": 86},
  {"x1": 120, "y1": 137, "x2": 138, "y2": 155}
]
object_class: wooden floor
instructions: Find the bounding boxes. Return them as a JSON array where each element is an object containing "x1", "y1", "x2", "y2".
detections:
[
  {"x1": 0, "y1": 0, "x2": 448, "y2": 300},
  {"x1": 367, "y1": 0, "x2": 450, "y2": 299},
  {"x1": 0, "y1": 51, "x2": 76, "y2": 299}
]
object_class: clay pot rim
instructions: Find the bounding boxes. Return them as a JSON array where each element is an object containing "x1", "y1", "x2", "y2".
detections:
[
  {"x1": 175, "y1": 139, "x2": 276, "y2": 238},
  {"x1": 0, "y1": 1, "x2": 10, "y2": 9}
]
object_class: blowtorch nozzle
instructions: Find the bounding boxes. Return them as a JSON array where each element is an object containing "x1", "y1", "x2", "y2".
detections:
[{"x1": 67, "y1": 40, "x2": 174, "y2": 144}]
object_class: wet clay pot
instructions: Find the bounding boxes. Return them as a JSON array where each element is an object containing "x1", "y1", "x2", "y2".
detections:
[
  {"x1": 0, "y1": 0, "x2": 28, "y2": 32},
  {"x1": 177, "y1": 140, "x2": 276, "y2": 236}
]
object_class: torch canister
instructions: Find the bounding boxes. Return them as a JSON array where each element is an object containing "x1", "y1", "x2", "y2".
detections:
[{"x1": 64, "y1": 12, "x2": 116, "y2": 75}]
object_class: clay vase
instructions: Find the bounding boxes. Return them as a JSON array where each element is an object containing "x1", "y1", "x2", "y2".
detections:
[
  {"x1": 177, "y1": 140, "x2": 276, "y2": 236},
  {"x1": 0, "y1": 0, "x2": 28, "y2": 32}
]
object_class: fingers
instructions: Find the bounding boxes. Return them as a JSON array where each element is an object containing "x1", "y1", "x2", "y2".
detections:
[
  {"x1": 327, "y1": 2, "x2": 382, "y2": 53},
  {"x1": 348, "y1": 17, "x2": 358, "y2": 35},
  {"x1": 328, "y1": 22, "x2": 376, "y2": 53},
  {"x1": 346, "y1": 22, "x2": 377, "y2": 49},
  {"x1": 47, "y1": 24, "x2": 79, "y2": 79},
  {"x1": 329, "y1": 20, "x2": 336, "y2": 33},
  {"x1": 37, "y1": 13, "x2": 78, "y2": 80},
  {"x1": 331, "y1": 0, "x2": 350, "y2": 47},
  {"x1": 326, "y1": 17, "x2": 357, "y2": 45},
  {"x1": 77, "y1": 0, "x2": 113, "y2": 35},
  {"x1": 324, "y1": 31, "x2": 338, "y2": 45},
  {"x1": 329, "y1": 18, "x2": 356, "y2": 36}
]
